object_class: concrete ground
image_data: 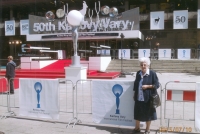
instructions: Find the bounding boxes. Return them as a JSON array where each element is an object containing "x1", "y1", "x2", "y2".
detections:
[{"x1": 0, "y1": 73, "x2": 200, "y2": 134}]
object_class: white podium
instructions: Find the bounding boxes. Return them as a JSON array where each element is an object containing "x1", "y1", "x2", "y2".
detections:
[{"x1": 64, "y1": 66, "x2": 87, "y2": 85}]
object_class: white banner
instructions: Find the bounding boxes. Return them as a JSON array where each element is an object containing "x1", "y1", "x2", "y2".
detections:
[
  {"x1": 58, "y1": 50, "x2": 64, "y2": 59},
  {"x1": 158, "y1": 49, "x2": 171, "y2": 59},
  {"x1": 92, "y1": 80, "x2": 135, "y2": 126},
  {"x1": 198, "y1": 10, "x2": 200, "y2": 28},
  {"x1": 118, "y1": 49, "x2": 130, "y2": 59},
  {"x1": 20, "y1": 19, "x2": 29, "y2": 35},
  {"x1": 138, "y1": 49, "x2": 150, "y2": 58},
  {"x1": 19, "y1": 78, "x2": 59, "y2": 119},
  {"x1": 150, "y1": 11, "x2": 164, "y2": 30},
  {"x1": 173, "y1": 10, "x2": 188, "y2": 29},
  {"x1": 5, "y1": 20, "x2": 15, "y2": 36},
  {"x1": 195, "y1": 82, "x2": 200, "y2": 132},
  {"x1": 177, "y1": 49, "x2": 191, "y2": 60},
  {"x1": 97, "y1": 50, "x2": 110, "y2": 55}
]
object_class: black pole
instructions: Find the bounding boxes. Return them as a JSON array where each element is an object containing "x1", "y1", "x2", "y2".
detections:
[
  {"x1": 119, "y1": 33, "x2": 126, "y2": 78},
  {"x1": 149, "y1": 40, "x2": 151, "y2": 69},
  {"x1": 15, "y1": 44, "x2": 16, "y2": 58}
]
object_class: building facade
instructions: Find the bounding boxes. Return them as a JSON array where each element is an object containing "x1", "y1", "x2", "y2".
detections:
[{"x1": 0, "y1": 0, "x2": 200, "y2": 59}]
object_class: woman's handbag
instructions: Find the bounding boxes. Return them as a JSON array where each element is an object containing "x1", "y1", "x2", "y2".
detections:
[{"x1": 150, "y1": 92, "x2": 161, "y2": 109}]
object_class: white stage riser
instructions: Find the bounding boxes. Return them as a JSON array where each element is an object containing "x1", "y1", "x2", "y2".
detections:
[
  {"x1": 89, "y1": 57, "x2": 111, "y2": 71},
  {"x1": 21, "y1": 57, "x2": 57, "y2": 69},
  {"x1": 20, "y1": 57, "x2": 111, "y2": 71}
]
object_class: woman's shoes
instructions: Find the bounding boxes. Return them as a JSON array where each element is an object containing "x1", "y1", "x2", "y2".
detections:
[
  {"x1": 131, "y1": 129, "x2": 150, "y2": 134},
  {"x1": 144, "y1": 130, "x2": 150, "y2": 134},
  {"x1": 132, "y1": 128, "x2": 140, "y2": 133}
]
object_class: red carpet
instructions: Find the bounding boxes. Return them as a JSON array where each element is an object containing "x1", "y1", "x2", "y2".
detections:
[
  {"x1": 41, "y1": 59, "x2": 71, "y2": 70},
  {"x1": 87, "y1": 71, "x2": 120, "y2": 79},
  {"x1": 0, "y1": 59, "x2": 120, "y2": 92}
]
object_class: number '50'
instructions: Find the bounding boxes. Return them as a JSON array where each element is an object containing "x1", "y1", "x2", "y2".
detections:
[{"x1": 175, "y1": 16, "x2": 186, "y2": 23}]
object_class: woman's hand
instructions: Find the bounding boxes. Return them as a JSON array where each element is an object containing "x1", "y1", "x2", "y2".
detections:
[{"x1": 142, "y1": 85, "x2": 152, "y2": 90}]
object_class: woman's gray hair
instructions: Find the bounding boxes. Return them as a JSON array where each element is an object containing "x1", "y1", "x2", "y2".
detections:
[{"x1": 139, "y1": 57, "x2": 151, "y2": 65}]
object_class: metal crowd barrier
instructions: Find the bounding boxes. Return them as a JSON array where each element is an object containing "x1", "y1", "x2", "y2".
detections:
[
  {"x1": 58, "y1": 79, "x2": 75, "y2": 126},
  {"x1": 158, "y1": 82, "x2": 163, "y2": 127},
  {"x1": 3, "y1": 77, "x2": 199, "y2": 133},
  {"x1": 0, "y1": 77, "x2": 9, "y2": 119},
  {"x1": 0, "y1": 78, "x2": 17, "y2": 119},
  {"x1": 72, "y1": 80, "x2": 163, "y2": 130},
  {"x1": 0, "y1": 78, "x2": 93, "y2": 128},
  {"x1": 0, "y1": 78, "x2": 76, "y2": 125},
  {"x1": 73, "y1": 79, "x2": 92, "y2": 127},
  {"x1": 0, "y1": 77, "x2": 8, "y2": 107},
  {"x1": 162, "y1": 81, "x2": 197, "y2": 133}
]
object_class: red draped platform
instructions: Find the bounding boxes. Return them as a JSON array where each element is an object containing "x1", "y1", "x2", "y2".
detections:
[{"x1": 0, "y1": 59, "x2": 120, "y2": 93}]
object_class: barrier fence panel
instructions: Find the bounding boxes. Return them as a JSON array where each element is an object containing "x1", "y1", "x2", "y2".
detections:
[
  {"x1": 0, "y1": 78, "x2": 9, "y2": 119},
  {"x1": 75, "y1": 79, "x2": 92, "y2": 127},
  {"x1": 1, "y1": 78, "x2": 76, "y2": 125},
  {"x1": 73, "y1": 80, "x2": 164, "y2": 130},
  {"x1": 0, "y1": 78, "x2": 19, "y2": 118},
  {"x1": 0, "y1": 78, "x2": 8, "y2": 107},
  {"x1": 58, "y1": 79, "x2": 75, "y2": 126},
  {"x1": 162, "y1": 81, "x2": 197, "y2": 133},
  {"x1": 7, "y1": 78, "x2": 20, "y2": 117},
  {"x1": 158, "y1": 83, "x2": 163, "y2": 127}
]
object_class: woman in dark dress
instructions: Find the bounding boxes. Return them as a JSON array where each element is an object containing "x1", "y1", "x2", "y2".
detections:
[{"x1": 133, "y1": 57, "x2": 159, "y2": 134}]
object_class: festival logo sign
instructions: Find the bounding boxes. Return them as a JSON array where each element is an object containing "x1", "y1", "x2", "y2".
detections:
[
  {"x1": 20, "y1": 19, "x2": 29, "y2": 35},
  {"x1": 177, "y1": 49, "x2": 191, "y2": 60},
  {"x1": 19, "y1": 79, "x2": 59, "y2": 119},
  {"x1": 112, "y1": 84, "x2": 123, "y2": 114},
  {"x1": 118, "y1": 49, "x2": 130, "y2": 59},
  {"x1": 28, "y1": 7, "x2": 139, "y2": 35},
  {"x1": 138, "y1": 49, "x2": 150, "y2": 58},
  {"x1": 34, "y1": 82, "x2": 43, "y2": 108},
  {"x1": 92, "y1": 80, "x2": 135, "y2": 126},
  {"x1": 5, "y1": 20, "x2": 15, "y2": 36},
  {"x1": 173, "y1": 10, "x2": 188, "y2": 29},
  {"x1": 158, "y1": 49, "x2": 171, "y2": 59},
  {"x1": 150, "y1": 11, "x2": 164, "y2": 30}
]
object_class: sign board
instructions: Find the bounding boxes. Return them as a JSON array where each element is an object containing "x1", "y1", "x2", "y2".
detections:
[
  {"x1": 20, "y1": 19, "x2": 29, "y2": 35},
  {"x1": 29, "y1": 7, "x2": 139, "y2": 34},
  {"x1": 138, "y1": 49, "x2": 150, "y2": 58},
  {"x1": 158, "y1": 49, "x2": 171, "y2": 59},
  {"x1": 150, "y1": 11, "x2": 164, "y2": 30},
  {"x1": 92, "y1": 80, "x2": 135, "y2": 126},
  {"x1": 173, "y1": 10, "x2": 188, "y2": 29},
  {"x1": 118, "y1": 49, "x2": 130, "y2": 59},
  {"x1": 19, "y1": 79, "x2": 59, "y2": 119},
  {"x1": 177, "y1": 49, "x2": 191, "y2": 60},
  {"x1": 5, "y1": 20, "x2": 15, "y2": 36}
]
